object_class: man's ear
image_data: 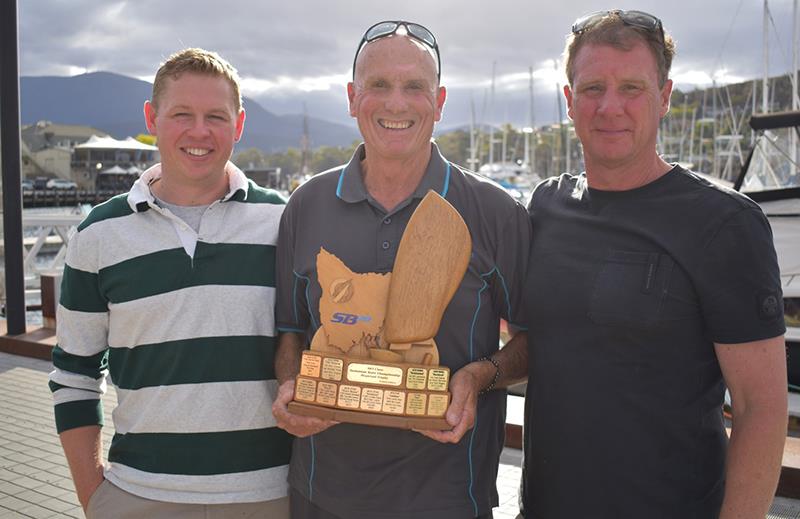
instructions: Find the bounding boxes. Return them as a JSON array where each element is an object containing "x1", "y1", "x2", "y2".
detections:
[
  {"x1": 234, "y1": 109, "x2": 246, "y2": 142},
  {"x1": 659, "y1": 79, "x2": 673, "y2": 118},
  {"x1": 347, "y1": 82, "x2": 357, "y2": 118},
  {"x1": 564, "y1": 85, "x2": 575, "y2": 120},
  {"x1": 434, "y1": 86, "x2": 447, "y2": 122},
  {"x1": 144, "y1": 100, "x2": 158, "y2": 135}
]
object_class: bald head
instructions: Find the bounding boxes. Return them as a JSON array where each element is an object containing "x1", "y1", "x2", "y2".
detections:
[{"x1": 353, "y1": 35, "x2": 439, "y2": 89}]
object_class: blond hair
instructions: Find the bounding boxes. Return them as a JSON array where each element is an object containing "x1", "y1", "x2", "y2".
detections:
[{"x1": 151, "y1": 48, "x2": 242, "y2": 111}]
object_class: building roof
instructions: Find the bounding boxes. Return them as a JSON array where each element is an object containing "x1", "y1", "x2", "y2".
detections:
[
  {"x1": 21, "y1": 121, "x2": 110, "y2": 152},
  {"x1": 74, "y1": 135, "x2": 157, "y2": 151}
]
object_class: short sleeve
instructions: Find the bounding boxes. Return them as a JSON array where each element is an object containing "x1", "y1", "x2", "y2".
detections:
[
  {"x1": 696, "y1": 207, "x2": 785, "y2": 344},
  {"x1": 275, "y1": 196, "x2": 311, "y2": 333},
  {"x1": 492, "y1": 200, "x2": 532, "y2": 329}
]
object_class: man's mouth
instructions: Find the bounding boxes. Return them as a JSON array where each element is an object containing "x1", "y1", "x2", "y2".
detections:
[
  {"x1": 184, "y1": 147, "x2": 211, "y2": 157},
  {"x1": 378, "y1": 119, "x2": 413, "y2": 130}
]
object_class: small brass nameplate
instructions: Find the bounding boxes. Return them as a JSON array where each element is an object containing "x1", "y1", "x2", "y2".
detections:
[{"x1": 347, "y1": 363, "x2": 403, "y2": 387}]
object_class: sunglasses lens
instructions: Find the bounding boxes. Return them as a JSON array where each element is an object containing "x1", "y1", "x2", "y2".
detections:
[
  {"x1": 571, "y1": 11, "x2": 604, "y2": 33},
  {"x1": 572, "y1": 10, "x2": 662, "y2": 34},
  {"x1": 365, "y1": 22, "x2": 399, "y2": 42},
  {"x1": 406, "y1": 24, "x2": 436, "y2": 47},
  {"x1": 622, "y1": 11, "x2": 659, "y2": 30}
]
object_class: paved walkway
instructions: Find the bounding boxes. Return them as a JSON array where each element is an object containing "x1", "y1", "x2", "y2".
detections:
[
  {"x1": 6, "y1": 349, "x2": 800, "y2": 519},
  {"x1": 0, "y1": 351, "x2": 523, "y2": 518}
]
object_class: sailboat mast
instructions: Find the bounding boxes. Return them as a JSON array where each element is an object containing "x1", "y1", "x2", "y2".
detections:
[
  {"x1": 488, "y1": 61, "x2": 496, "y2": 165},
  {"x1": 529, "y1": 65, "x2": 536, "y2": 172},
  {"x1": 763, "y1": 0, "x2": 770, "y2": 113},
  {"x1": 793, "y1": 0, "x2": 798, "y2": 176}
]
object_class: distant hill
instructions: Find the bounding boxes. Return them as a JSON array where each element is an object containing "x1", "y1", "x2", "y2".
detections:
[{"x1": 20, "y1": 71, "x2": 359, "y2": 152}]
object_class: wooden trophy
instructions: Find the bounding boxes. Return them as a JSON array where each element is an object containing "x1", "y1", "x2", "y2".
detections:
[{"x1": 288, "y1": 190, "x2": 472, "y2": 429}]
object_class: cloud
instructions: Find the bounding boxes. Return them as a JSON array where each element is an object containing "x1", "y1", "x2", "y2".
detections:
[{"x1": 18, "y1": 0, "x2": 800, "y2": 127}]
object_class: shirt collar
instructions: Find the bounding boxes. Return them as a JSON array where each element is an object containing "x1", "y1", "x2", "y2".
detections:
[
  {"x1": 127, "y1": 161, "x2": 250, "y2": 212},
  {"x1": 335, "y1": 142, "x2": 451, "y2": 204}
]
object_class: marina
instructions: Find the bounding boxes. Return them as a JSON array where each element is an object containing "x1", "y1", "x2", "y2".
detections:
[{"x1": 4, "y1": 0, "x2": 800, "y2": 517}]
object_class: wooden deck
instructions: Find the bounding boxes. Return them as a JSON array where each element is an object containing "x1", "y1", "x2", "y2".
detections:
[
  {"x1": 3, "y1": 325, "x2": 800, "y2": 501},
  {"x1": 0, "y1": 322, "x2": 56, "y2": 361}
]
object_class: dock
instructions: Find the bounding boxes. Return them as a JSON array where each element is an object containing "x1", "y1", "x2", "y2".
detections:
[{"x1": 1, "y1": 324, "x2": 800, "y2": 517}]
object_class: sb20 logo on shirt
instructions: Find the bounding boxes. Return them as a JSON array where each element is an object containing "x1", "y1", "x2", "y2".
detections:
[{"x1": 331, "y1": 313, "x2": 372, "y2": 325}]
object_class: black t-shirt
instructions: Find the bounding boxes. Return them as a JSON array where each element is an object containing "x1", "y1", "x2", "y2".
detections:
[{"x1": 521, "y1": 166, "x2": 785, "y2": 518}]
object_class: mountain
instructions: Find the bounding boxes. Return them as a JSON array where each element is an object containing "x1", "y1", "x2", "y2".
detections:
[{"x1": 20, "y1": 71, "x2": 359, "y2": 152}]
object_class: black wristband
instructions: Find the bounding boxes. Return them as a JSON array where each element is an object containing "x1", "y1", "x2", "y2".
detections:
[{"x1": 477, "y1": 356, "x2": 500, "y2": 395}]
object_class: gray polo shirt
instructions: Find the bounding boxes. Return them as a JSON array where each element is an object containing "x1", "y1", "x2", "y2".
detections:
[{"x1": 276, "y1": 143, "x2": 531, "y2": 519}]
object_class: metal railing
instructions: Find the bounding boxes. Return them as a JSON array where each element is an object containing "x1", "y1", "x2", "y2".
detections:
[{"x1": 20, "y1": 212, "x2": 84, "y2": 277}]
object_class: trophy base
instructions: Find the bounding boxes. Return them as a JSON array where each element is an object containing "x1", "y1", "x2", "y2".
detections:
[
  {"x1": 289, "y1": 350, "x2": 452, "y2": 431},
  {"x1": 288, "y1": 401, "x2": 451, "y2": 430}
]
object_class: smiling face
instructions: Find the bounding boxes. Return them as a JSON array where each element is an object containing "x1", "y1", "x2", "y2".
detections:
[
  {"x1": 144, "y1": 72, "x2": 245, "y2": 192},
  {"x1": 347, "y1": 35, "x2": 446, "y2": 164},
  {"x1": 565, "y1": 41, "x2": 672, "y2": 172}
]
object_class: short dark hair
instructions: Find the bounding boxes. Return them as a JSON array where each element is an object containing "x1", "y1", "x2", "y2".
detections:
[{"x1": 564, "y1": 13, "x2": 676, "y2": 88}]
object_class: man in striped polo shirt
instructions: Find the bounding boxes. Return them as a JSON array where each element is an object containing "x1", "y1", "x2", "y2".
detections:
[{"x1": 49, "y1": 48, "x2": 292, "y2": 518}]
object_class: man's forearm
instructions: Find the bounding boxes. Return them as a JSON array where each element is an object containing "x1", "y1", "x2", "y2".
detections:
[
  {"x1": 59, "y1": 425, "x2": 105, "y2": 510},
  {"x1": 719, "y1": 405, "x2": 786, "y2": 519},
  {"x1": 494, "y1": 330, "x2": 529, "y2": 388},
  {"x1": 454, "y1": 331, "x2": 529, "y2": 394},
  {"x1": 275, "y1": 331, "x2": 306, "y2": 384}
]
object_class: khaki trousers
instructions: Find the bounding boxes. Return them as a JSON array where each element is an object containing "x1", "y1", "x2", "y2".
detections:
[{"x1": 85, "y1": 480, "x2": 290, "y2": 519}]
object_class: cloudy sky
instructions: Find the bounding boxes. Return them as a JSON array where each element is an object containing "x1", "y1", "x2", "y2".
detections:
[{"x1": 17, "y1": 0, "x2": 800, "y2": 129}]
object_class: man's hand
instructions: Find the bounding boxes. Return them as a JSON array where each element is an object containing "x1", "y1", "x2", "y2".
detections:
[
  {"x1": 415, "y1": 331, "x2": 528, "y2": 443},
  {"x1": 77, "y1": 473, "x2": 104, "y2": 511},
  {"x1": 59, "y1": 425, "x2": 105, "y2": 511},
  {"x1": 272, "y1": 379, "x2": 338, "y2": 437},
  {"x1": 415, "y1": 363, "x2": 486, "y2": 443}
]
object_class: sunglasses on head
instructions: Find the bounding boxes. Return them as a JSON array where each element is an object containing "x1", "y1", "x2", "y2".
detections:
[
  {"x1": 352, "y1": 20, "x2": 441, "y2": 81},
  {"x1": 571, "y1": 9, "x2": 664, "y2": 39}
]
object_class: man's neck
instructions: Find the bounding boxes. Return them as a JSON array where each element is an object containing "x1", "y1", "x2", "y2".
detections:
[
  {"x1": 149, "y1": 169, "x2": 230, "y2": 206},
  {"x1": 361, "y1": 145, "x2": 432, "y2": 212},
  {"x1": 585, "y1": 154, "x2": 673, "y2": 191}
]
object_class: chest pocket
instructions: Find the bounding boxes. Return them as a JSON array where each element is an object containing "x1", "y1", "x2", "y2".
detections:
[{"x1": 589, "y1": 250, "x2": 675, "y2": 329}]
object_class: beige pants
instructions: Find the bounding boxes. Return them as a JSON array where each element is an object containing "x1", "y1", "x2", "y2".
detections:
[{"x1": 85, "y1": 480, "x2": 290, "y2": 519}]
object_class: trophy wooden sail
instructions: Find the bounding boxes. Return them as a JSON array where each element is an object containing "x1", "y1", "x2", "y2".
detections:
[{"x1": 288, "y1": 190, "x2": 472, "y2": 429}]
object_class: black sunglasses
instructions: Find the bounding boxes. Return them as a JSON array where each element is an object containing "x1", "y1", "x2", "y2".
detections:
[
  {"x1": 352, "y1": 21, "x2": 441, "y2": 81},
  {"x1": 571, "y1": 9, "x2": 664, "y2": 39}
]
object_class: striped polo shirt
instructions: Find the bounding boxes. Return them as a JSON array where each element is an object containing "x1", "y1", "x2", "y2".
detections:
[{"x1": 49, "y1": 162, "x2": 292, "y2": 504}]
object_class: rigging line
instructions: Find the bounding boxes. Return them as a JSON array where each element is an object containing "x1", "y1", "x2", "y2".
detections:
[
  {"x1": 712, "y1": 0, "x2": 745, "y2": 73},
  {"x1": 760, "y1": 132, "x2": 800, "y2": 168},
  {"x1": 767, "y1": 5, "x2": 794, "y2": 76}
]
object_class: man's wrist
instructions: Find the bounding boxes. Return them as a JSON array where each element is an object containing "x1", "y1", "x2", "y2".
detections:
[{"x1": 476, "y1": 356, "x2": 501, "y2": 394}]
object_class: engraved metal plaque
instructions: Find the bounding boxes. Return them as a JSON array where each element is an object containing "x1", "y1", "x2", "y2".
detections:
[{"x1": 289, "y1": 350, "x2": 451, "y2": 430}]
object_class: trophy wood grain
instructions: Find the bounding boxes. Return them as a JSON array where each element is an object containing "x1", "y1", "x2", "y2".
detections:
[
  {"x1": 288, "y1": 401, "x2": 451, "y2": 430},
  {"x1": 384, "y1": 190, "x2": 472, "y2": 344},
  {"x1": 316, "y1": 248, "x2": 389, "y2": 357}
]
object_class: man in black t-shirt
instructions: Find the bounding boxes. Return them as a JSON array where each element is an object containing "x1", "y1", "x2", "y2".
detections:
[{"x1": 518, "y1": 10, "x2": 787, "y2": 519}]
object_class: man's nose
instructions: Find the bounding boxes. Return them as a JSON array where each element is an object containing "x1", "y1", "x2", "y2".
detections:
[
  {"x1": 597, "y1": 91, "x2": 624, "y2": 115},
  {"x1": 188, "y1": 118, "x2": 212, "y2": 136},
  {"x1": 384, "y1": 87, "x2": 409, "y2": 112}
]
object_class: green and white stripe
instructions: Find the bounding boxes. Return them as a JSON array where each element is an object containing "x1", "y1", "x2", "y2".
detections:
[{"x1": 49, "y1": 163, "x2": 291, "y2": 504}]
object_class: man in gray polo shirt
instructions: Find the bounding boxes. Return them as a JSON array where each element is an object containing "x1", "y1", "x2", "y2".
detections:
[{"x1": 272, "y1": 20, "x2": 531, "y2": 519}]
